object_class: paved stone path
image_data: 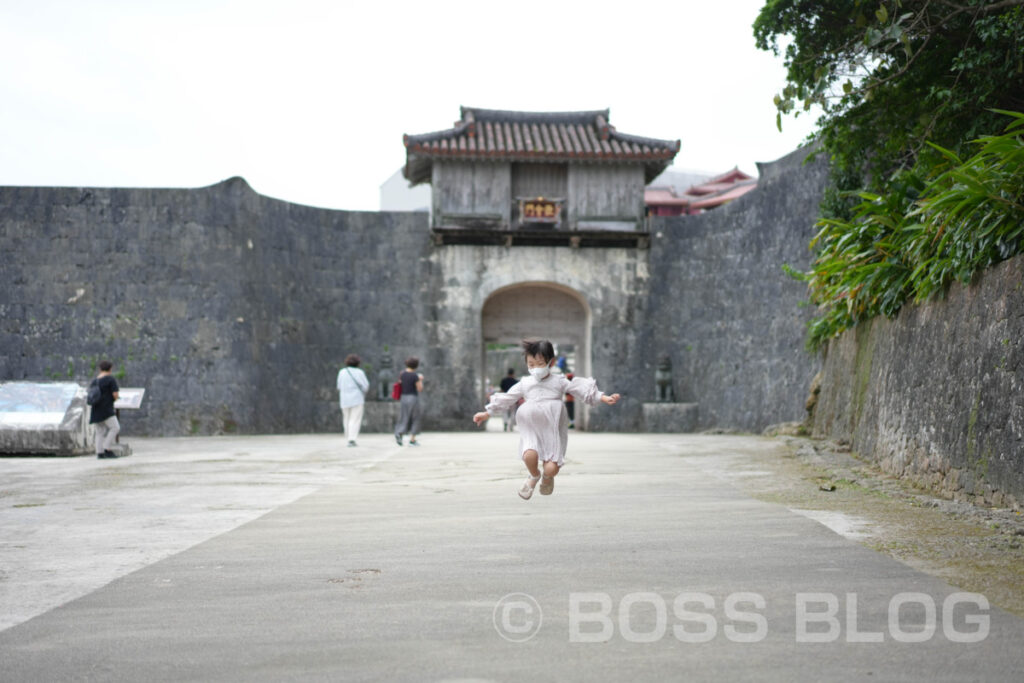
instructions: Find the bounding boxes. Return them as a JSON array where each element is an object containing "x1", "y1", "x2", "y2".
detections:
[{"x1": 1, "y1": 432, "x2": 1022, "y2": 681}]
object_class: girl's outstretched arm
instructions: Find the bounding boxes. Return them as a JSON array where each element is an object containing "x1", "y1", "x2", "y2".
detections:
[
  {"x1": 567, "y1": 376, "x2": 610, "y2": 406},
  {"x1": 601, "y1": 393, "x2": 621, "y2": 405},
  {"x1": 475, "y1": 381, "x2": 524, "y2": 424}
]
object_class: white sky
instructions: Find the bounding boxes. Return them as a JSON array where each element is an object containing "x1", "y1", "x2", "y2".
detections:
[{"x1": 0, "y1": 0, "x2": 819, "y2": 212}]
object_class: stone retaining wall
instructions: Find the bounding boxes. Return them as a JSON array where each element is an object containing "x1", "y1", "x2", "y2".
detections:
[{"x1": 812, "y1": 255, "x2": 1024, "y2": 506}]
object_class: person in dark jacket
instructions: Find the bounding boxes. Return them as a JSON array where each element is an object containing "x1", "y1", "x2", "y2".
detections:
[
  {"x1": 499, "y1": 367, "x2": 519, "y2": 431},
  {"x1": 89, "y1": 360, "x2": 120, "y2": 459}
]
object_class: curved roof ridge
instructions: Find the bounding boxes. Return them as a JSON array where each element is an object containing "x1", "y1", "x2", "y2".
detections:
[
  {"x1": 403, "y1": 121, "x2": 472, "y2": 145},
  {"x1": 608, "y1": 129, "x2": 681, "y2": 152},
  {"x1": 462, "y1": 106, "x2": 610, "y2": 125}
]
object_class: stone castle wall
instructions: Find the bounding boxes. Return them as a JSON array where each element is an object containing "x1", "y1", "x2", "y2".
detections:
[
  {"x1": 645, "y1": 146, "x2": 828, "y2": 431},
  {"x1": 1, "y1": 150, "x2": 827, "y2": 436},
  {"x1": 0, "y1": 178, "x2": 434, "y2": 435},
  {"x1": 812, "y1": 254, "x2": 1024, "y2": 505}
]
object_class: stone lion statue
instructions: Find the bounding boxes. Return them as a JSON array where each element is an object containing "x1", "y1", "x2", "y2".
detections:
[
  {"x1": 655, "y1": 354, "x2": 675, "y2": 402},
  {"x1": 377, "y1": 351, "x2": 394, "y2": 401}
]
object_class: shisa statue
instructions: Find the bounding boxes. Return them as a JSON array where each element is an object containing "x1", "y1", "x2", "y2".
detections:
[
  {"x1": 377, "y1": 350, "x2": 394, "y2": 401},
  {"x1": 655, "y1": 354, "x2": 675, "y2": 402}
]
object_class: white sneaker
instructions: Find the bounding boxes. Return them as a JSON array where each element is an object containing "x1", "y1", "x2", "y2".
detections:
[{"x1": 518, "y1": 475, "x2": 541, "y2": 500}]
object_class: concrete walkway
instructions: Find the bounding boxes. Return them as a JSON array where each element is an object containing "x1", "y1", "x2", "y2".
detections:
[{"x1": 1, "y1": 432, "x2": 1022, "y2": 681}]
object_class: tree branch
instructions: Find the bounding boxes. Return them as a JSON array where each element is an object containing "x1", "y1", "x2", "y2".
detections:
[{"x1": 933, "y1": 0, "x2": 1024, "y2": 13}]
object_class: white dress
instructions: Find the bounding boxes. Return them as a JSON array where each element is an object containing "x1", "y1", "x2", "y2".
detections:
[{"x1": 485, "y1": 374, "x2": 604, "y2": 467}]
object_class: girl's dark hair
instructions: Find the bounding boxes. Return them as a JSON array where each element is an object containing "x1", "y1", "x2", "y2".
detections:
[
  {"x1": 344, "y1": 354, "x2": 361, "y2": 367},
  {"x1": 405, "y1": 356, "x2": 420, "y2": 370},
  {"x1": 521, "y1": 339, "x2": 554, "y2": 362}
]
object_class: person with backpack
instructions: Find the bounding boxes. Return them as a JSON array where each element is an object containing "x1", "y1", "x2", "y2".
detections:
[
  {"x1": 88, "y1": 360, "x2": 120, "y2": 459},
  {"x1": 336, "y1": 354, "x2": 370, "y2": 447}
]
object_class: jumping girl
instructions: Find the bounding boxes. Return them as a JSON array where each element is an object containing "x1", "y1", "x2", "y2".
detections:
[{"x1": 473, "y1": 339, "x2": 620, "y2": 499}]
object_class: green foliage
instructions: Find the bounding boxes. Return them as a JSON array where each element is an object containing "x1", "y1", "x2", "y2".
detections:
[
  {"x1": 756, "y1": 1, "x2": 1024, "y2": 349},
  {"x1": 791, "y1": 111, "x2": 1024, "y2": 350},
  {"x1": 755, "y1": 1, "x2": 1024, "y2": 186}
]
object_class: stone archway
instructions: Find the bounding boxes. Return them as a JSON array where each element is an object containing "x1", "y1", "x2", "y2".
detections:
[{"x1": 480, "y1": 282, "x2": 591, "y2": 429}]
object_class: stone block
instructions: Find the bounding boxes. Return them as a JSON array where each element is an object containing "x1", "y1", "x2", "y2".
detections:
[
  {"x1": 109, "y1": 442, "x2": 132, "y2": 457},
  {"x1": 0, "y1": 382, "x2": 92, "y2": 455},
  {"x1": 362, "y1": 401, "x2": 401, "y2": 433},
  {"x1": 642, "y1": 402, "x2": 699, "y2": 433}
]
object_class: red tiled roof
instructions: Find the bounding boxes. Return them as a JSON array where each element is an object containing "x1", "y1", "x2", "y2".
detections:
[
  {"x1": 688, "y1": 181, "x2": 757, "y2": 209},
  {"x1": 686, "y1": 168, "x2": 755, "y2": 196},
  {"x1": 645, "y1": 167, "x2": 758, "y2": 214},
  {"x1": 643, "y1": 187, "x2": 692, "y2": 206},
  {"x1": 403, "y1": 107, "x2": 680, "y2": 185}
]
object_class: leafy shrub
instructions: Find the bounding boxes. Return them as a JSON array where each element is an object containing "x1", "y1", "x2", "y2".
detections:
[{"x1": 789, "y1": 111, "x2": 1024, "y2": 351}]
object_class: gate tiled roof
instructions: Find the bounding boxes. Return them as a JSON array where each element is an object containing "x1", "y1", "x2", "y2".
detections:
[{"x1": 403, "y1": 107, "x2": 680, "y2": 185}]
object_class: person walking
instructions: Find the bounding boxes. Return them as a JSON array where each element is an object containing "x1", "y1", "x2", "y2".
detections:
[
  {"x1": 394, "y1": 357, "x2": 424, "y2": 446},
  {"x1": 337, "y1": 354, "x2": 369, "y2": 447},
  {"x1": 499, "y1": 367, "x2": 519, "y2": 432},
  {"x1": 88, "y1": 360, "x2": 121, "y2": 459}
]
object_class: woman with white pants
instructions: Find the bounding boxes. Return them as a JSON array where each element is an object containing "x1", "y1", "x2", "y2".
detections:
[{"x1": 336, "y1": 354, "x2": 369, "y2": 447}]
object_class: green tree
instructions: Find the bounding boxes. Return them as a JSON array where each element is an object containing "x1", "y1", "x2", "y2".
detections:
[
  {"x1": 756, "y1": 0, "x2": 1024, "y2": 188},
  {"x1": 755, "y1": 0, "x2": 1024, "y2": 348}
]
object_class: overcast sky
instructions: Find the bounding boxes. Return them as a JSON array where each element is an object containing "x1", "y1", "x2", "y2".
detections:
[{"x1": 0, "y1": 0, "x2": 819, "y2": 211}]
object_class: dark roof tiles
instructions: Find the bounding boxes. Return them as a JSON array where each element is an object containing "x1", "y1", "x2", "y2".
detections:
[{"x1": 404, "y1": 107, "x2": 680, "y2": 185}]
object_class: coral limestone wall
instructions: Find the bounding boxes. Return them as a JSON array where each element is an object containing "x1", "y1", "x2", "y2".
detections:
[
  {"x1": 0, "y1": 179, "x2": 433, "y2": 435},
  {"x1": 0, "y1": 149, "x2": 828, "y2": 437},
  {"x1": 812, "y1": 255, "x2": 1024, "y2": 505}
]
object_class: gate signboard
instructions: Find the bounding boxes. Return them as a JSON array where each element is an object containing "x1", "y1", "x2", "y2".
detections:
[{"x1": 518, "y1": 197, "x2": 562, "y2": 224}]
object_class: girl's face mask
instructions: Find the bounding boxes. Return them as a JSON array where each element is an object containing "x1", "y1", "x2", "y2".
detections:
[{"x1": 529, "y1": 366, "x2": 550, "y2": 380}]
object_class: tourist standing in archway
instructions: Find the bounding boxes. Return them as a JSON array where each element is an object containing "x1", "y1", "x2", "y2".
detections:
[
  {"x1": 564, "y1": 372, "x2": 575, "y2": 429},
  {"x1": 394, "y1": 357, "x2": 424, "y2": 446},
  {"x1": 500, "y1": 367, "x2": 519, "y2": 431}
]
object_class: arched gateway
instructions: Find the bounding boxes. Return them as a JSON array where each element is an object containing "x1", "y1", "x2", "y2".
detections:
[
  {"x1": 408, "y1": 106, "x2": 677, "y2": 431},
  {"x1": 481, "y1": 282, "x2": 591, "y2": 428}
]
